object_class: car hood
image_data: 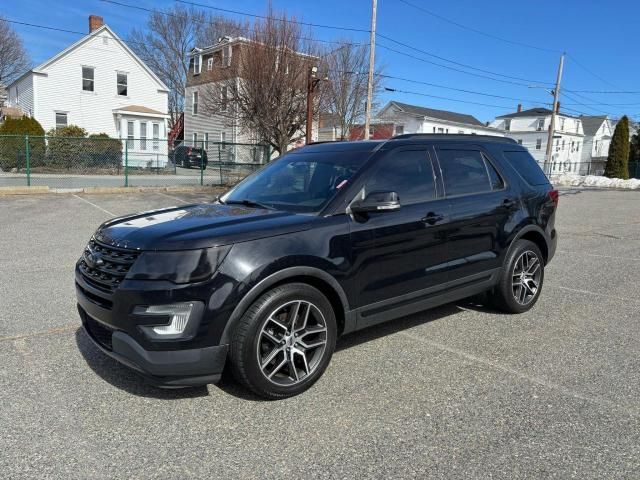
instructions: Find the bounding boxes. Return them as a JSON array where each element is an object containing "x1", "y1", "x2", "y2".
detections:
[{"x1": 94, "y1": 203, "x2": 315, "y2": 251}]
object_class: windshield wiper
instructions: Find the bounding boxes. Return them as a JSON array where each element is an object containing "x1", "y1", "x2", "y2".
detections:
[{"x1": 224, "y1": 199, "x2": 275, "y2": 210}]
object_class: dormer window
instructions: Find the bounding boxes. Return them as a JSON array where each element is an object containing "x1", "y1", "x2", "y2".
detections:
[
  {"x1": 537, "y1": 118, "x2": 545, "y2": 131},
  {"x1": 504, "y1": 119, "x2": 511, "y2": 131},
  {"x1": 193, "y1": 55, "x2": 201, "y2": 74}
]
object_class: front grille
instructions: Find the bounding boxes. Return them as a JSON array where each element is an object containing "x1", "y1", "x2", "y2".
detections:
[
  {"x1": 78, "y1": 238, "x2": 140, "y2": 294},
  {"x1": 84, "y1": 314, "x2": 114, "y2": 350}
]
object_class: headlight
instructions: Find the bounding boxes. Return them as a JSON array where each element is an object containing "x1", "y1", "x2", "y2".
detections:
[
  {"x1": 126, "y1": 246, "x2": 231, "y2": 284},
  {"x1": 135, "y1": 302, "x2": 203, "y2": 340}
]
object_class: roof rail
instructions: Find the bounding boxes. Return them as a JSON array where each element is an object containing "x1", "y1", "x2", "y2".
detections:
[{"x1": 391, "y1": 133, "x2": 517, "y2": 144}]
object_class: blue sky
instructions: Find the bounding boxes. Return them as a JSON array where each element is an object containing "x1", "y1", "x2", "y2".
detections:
[{"x1": 2, "y1": 0, "x2": 639, "y2": 122}]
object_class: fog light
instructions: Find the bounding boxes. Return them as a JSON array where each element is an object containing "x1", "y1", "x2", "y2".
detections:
[{"x1": 136, "y1": 302, "x2": 195, "y2": 338}]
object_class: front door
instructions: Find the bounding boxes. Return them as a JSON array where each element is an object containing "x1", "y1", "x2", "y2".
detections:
[{"x1": 349, "y1": 146, "x2": 451, "y2": 313}]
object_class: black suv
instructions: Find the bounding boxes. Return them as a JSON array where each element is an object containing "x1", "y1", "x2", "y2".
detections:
[
  {"x1": 76, "y1": 135, "x2": 558, "y2": 399},
  {"x1": 171, "y1": 145, "x2": 208, "y2": 169}
]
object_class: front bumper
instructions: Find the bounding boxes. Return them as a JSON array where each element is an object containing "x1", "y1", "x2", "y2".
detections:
[{"x1": 79, "y1": 305, "x2": 228, "y2": 387}]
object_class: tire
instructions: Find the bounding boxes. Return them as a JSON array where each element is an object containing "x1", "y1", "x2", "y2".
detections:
[
  {"x1": 229, "y1": 283, "x2": 337, "y2": 399},
  {"x1": 489, "y1": 239, "x2": 545, "y2": 313}
]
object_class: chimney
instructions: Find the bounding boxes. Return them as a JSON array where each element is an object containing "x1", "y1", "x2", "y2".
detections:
[
  {"x1": 89, "y1": 15, "x2": 104, "y2": 33},
  {"x1": 555, "y1": 101, "x2": 560, "y2": 114},
  {"x1": 516, "y1": 103, "x2": 522, "y2": 113}
]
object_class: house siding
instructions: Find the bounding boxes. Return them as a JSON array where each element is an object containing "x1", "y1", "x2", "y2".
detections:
[
  {"x1": 33, "y1": 28, "x2": 168, "y2": 136},
  {"x1": 7, "y1": 75, "x2": 34, "y2": 117}
]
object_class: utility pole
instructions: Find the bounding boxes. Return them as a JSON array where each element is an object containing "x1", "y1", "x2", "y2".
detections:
[
  {"x1": 306, "y1": 66, "x2": 319, "y2": 145},
  {"x1": 545, "y1": 53, "x2": 565, "y2": 173},
  {"x1": 363, "y1": 0, "x2": 377, "y2": 140}
]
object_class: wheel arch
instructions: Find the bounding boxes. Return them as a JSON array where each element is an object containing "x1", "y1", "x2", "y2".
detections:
[
  {"x1": 512, "y1": 225, "x2": 549, "y2": 264},
  {"x1": 220, "y1": 267, "x2": 353, "y2": 345}
]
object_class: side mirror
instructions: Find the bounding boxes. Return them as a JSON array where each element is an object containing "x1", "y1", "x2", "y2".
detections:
[{"x1": 350, "y1": 190, "x2": 400, "y2": 214}]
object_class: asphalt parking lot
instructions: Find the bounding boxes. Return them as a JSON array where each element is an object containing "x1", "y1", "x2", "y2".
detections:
[{"x1": 1, "y1": 188, "x2": 639, "y2": 479}]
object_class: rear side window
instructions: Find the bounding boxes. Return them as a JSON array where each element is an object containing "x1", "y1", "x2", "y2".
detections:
[
  {"x1": 438, "y1": 149, "x2": 498, "y2": 196},
  {"x1": 502, "y1": 150, "x2": 549, "y2": 186},
  {"x1": 367, "y1": 149, "x2": 435, "y2": 205}
]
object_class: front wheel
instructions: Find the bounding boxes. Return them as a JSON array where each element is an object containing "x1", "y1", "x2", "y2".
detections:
[
  {"x1": 489, "y1": 239, "x2": 545, "y2": 313},
  {"x1": 229, "y1": 283, "x2": 337, "y2": 399}
]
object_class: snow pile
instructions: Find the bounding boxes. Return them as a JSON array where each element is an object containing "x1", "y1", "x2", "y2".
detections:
[{"x1": 552, "y1": 173, "x2": 640, "y2": 190}]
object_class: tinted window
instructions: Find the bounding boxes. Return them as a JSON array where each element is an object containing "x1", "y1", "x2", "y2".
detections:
[
  {"x1": 224, "y1": 151, "x2": 365, "y2": 213},
  {"x1": 366, "y1": 150, "x2": 435, "y2": 205},
  {"x1": 439, "y1": 150, "x2": 491, "y2": 196},
  {"x1": 485, "y1": 156, "x2": 505, "y2": 190},
  {"x1": 502, "y1": 150, "x2": 549, "y2": 186}
]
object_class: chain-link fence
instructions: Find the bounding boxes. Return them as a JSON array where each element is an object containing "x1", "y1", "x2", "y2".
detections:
[{"x1": 0, "y1": 135, "x2": 270, "y2": 189}]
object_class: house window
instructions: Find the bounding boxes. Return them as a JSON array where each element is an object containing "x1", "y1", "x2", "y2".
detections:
[
  {"x1": 82, "y1": 66, "x2": 94, "y2": 92},
  {"x1": 562, "y1": 139, "x2": 566, "y2": 150},
  {"x1": 204, "y1": 132, "x2": 209, "y2": 150},
  {"x1": 127, "y1": 121, "x2": 134, "y2": 150},
  {"x1": 221, "y1": 131, "x2": 226, "y2": 149},
  {"x1": 437, "y1": 127, "x2": 444, "y2": 133},
  {"x1": 140, "y1": 122, "x2": 147, "y2": 150},
  {"x1": 222, "y1": 46, "x2": 231, "y2": 67},
  {"x1": 152, "y1": 123, "x2": 159, "y2": 151},
  {"x1": 576, "y1": 141, "x2": 580, "y2": 152},
  {"x1": 445, "y1": 128, "x2": 449, "y2": 134},
  {"x1": 117, "y1": 73, "x2": 128, "y2": 96},
  {"x1": 536, "y1": 138, "x2": 542, "y2": 150},
  {"x1": 504, "y1": 119, "x2": 511, "y2": 131},
  {"x1": 560, "y1": 118, "x2": 565, "y2": 131},
  {"x1": 193, "y1": 132, "x2": 198, "y2": 146},
  {"x1": 207, "y1": 58, "x2": 213, "y2": 71},
  {"x1": 576, "y1": 120, "x2": 581, "y2": 133},
  {"x1": 433, "y1": 127, "x2": 436, "y2": 133},
  {"x1": 517, "y1": 139, "x2": 523, "y2": 145},
  {"x1": 395, "y1": 125, "x2": 404, "y2": 135},
  {"x1": 220, "y1": 86, "x2": 228, "y2": 112},
  {"x1": 193, "y1": 55, "x2": 201, "y2": 74},
  {"x1": 537, "y1": 118, "x2": 545, "y2": 131},
  {"x1": 55, "y1": 112, "x2": 68, "y2": 130},
  {"x1": 458, "y1": 130, "x2": 464, "y2": 134},
  {"x1": 192, "y1": 91, "x2": 198, "y2": 115}
]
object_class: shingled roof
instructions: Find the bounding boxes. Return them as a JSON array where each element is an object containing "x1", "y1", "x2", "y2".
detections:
[
  {"x1": 383, "y1": 101, "x2": 484, "y2": 126},
  {"x1": 579, "y1": 115, "x2": 607, "y2": 136}
]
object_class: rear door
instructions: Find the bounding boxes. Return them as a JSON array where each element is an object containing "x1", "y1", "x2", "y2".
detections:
[
  {"x1": 349, "y1": 146, "x2": 450, "y2": 309},
  {"x1": 435, "y1": 145, "x2": 516, "y2": 281}
]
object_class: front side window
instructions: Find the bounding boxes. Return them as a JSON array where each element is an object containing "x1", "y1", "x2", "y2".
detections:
[
  {"x1": 536, "y1": 138, "x2": 542, "y2": 150},
  {"x1": 82, "y1": 66, "x2": 94, "y2": 92},
  {"x1": 504, "y1": 119, "x2": 511, "y2": 131},
  {"x1": 152, "y1": 123, "x2": 159, "y2": 151},
  {"x1": 117, "y1": 72, "x2": 128, "y2": 96},
  {"x1": 127, "y1": 121, "x2": 134, "y2": 149},
  {"x1": 204, "y1": 132, "x2": 209, "y2": 150},
  {"x1": 438, "y1": 149, "x2": 495, "y2": 197},
  {"x1": 207, "y1": 58, "x2": 213, "y2": 71},
  {"x1": 55, "y1": 112, "x2": 68, "y2": 130},
  {"x1": 560, "y1": 118, "x2": 565, "y2": 131},
  {"x1": 192, "y1": 91, "x2": 198, "y2": 115},
  {"x1": 223, "y1": 150, "x2": 367, "y2": 213},
  {"x1": 395, "y1": 125, "x2": 404, "y2": 135},
  {"x1": 220, "y1": 86, "x2": 228, "y2": 112},
  {"x1": 140, "y1": 122, "x2": 147, "y2": 150},
  {"x1": 220, "y1": 131, "x2": 226, "y2": 150},
  {"x1": 366, "y1": 149, "x2": 435, "y2": 205},
  {"x1": 537, "y1": 118, "x2": 545, "y2": 131}
]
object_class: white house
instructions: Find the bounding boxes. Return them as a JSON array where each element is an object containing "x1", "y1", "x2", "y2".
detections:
[
  {"x1": 490, "y1": 106, "x2": 585, "y2": 174},
  {"x1": 579, "y1": 116, "x2": 612, "y2": 174},
  {"x1": 375, "y1": 101, "x2": 505, "y2": 137},
  {"x1": 5, "y1": 16, "x2": 170, "y2": 167}
]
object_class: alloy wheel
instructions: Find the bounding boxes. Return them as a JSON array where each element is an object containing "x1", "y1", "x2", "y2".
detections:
[
  {"x1": 257, "y1": 300, "x2": 328, "y2": 386},
  {"x1": 512, "y1": 250, "x2": 542, "y2": 305}
]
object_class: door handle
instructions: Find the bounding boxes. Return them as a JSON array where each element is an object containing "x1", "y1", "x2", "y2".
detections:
[
  {"x1": 422, "y1": 212, "x2": 444, "y2": 225},
  {"x1": 503, "y1": 198, "x2": 517, "y2": 209}
]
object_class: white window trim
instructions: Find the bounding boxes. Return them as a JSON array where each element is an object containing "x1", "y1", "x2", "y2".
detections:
[
  {"x1": 117, "y1": 71, "x2": 128, "y2": 97},
  {"x1": 55, "y1": 112, "x2": 68, "y2": 130},
  {"x1": 192, "y1": 91, "x2": 198, "y2": 116},
  {"x1": 193, "y1": 54, "x2": 201, "y2": 75},
  {"x1": 82, "y1": 66, "x2": 95, "y2": 92},
  {"x1": 207, "y1": 58, "x2": 213, "y2": 71},
  {"x1": 152, "y1": 122, "x2": 160, "y2": 151}
]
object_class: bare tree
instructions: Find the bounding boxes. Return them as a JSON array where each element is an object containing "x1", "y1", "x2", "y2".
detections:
[
  {"x1": 128, "y1": 5, "x2": 244, "y2": 127},
  {"x1": 0, "y1": 17, "x2": 30, "y2": 86},
  {"x1": 319, "y1": 41, "x2": 382, "y2": 140},
  {"x1": 201, "y1": 10, "x2": 316, "y2": 155}
]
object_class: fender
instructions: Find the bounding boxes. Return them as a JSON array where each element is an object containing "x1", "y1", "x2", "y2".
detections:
[
  {"x1": 219, "y1": 266, "x2": 354, "y2": 345},
  {"x1": 503, "y1": 222, "x2": 550, "y2": 263}
]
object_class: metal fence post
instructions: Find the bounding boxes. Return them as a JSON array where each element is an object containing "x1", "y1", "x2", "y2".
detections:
[
  {"x1": 25, "y1": 135, "x2": 31, "y2": 187},
  {"x1": 124, "y1": 140, "x2": 129, "y2": 187}
]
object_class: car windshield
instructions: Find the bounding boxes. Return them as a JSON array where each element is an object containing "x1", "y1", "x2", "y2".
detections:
[{"x1": 222, "y1": 150, "x2": 367, "y2": 213}]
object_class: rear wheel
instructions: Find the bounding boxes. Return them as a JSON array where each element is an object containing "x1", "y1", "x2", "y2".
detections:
[
  {"x1": 230, "y1": 283, "x2": 337, "y2": 399},
  {"x1": 489, "y1": 239, "x2": 544, "y2": 313}
]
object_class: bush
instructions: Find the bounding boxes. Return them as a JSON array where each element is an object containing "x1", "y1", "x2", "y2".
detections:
[
  {"x1": 0, "y1": 116, "x2": 46, "y2": 170},
  {"x1": 45, "y1": 127, "x2": 122, "y2": 170}
]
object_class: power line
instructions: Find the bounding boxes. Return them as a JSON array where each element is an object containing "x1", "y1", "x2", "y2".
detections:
[
  {"x1": 376, "y1": 33, "x2": 554, "y2": 85},
  {"x1": 566, "y1": 53, "x2": 621, "y2": 90},
  {"x1": 394, "y1": 0, "x2": 560, "y2": 54},
  {"x1": 172, "y1": 0, "x2": 370, "y2": 33},
  {"x1": 384, "y1": 86, "x2": 516, "y2": 111}
]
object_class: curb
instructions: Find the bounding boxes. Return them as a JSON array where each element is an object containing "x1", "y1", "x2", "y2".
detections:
[{"x1": 0, "y1": 185, "x2": 226, "y2": 195}]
